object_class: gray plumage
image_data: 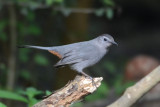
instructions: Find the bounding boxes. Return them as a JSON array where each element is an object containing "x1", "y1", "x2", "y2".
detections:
[{"x1": 19, "y1": 34, "x2": 117, "y2": 78}]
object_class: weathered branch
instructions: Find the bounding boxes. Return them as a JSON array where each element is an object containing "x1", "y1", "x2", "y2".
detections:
[
  {"x1": 33, "y1": 75, "x2": 103, "y2": 107},
  {"x1": 107, "y1": 65, "x2": 160, "y2": 107}
]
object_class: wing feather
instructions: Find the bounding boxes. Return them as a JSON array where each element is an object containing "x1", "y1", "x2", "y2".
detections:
[{"x1": 54, "y1": 43, "x2": 99, "y2": 68}]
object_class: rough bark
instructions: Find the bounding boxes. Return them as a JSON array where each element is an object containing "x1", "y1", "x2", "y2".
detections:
[{"x1": 33, "y1": 75, "x2": 103, "y2": 107}]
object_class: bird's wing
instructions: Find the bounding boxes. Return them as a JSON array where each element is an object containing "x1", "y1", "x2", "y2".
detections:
[{"x1": 54, "y1": 45, "x2": 98, "y2": 68}]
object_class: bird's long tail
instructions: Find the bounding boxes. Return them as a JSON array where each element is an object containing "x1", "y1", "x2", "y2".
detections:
[{"x1": 18, "y1": 45, "x2": 51, "y2": 50}]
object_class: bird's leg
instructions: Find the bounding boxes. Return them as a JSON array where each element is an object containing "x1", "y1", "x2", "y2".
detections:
[
  {"x1": 80, "y1": 71, "x2": 97, "y2": 88},
  {"x1": 80, "y1": 71, "x2": 92, "y2": 78}
]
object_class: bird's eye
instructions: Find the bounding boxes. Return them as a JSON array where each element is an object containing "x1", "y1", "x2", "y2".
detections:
[{"x1": 104, "y1": 38, "x2": 107, "y2": 41}]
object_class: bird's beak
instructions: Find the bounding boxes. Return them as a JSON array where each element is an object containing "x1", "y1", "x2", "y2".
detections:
[{"x1": 111, "y1": 41, "x2": 118, "y2": 46}]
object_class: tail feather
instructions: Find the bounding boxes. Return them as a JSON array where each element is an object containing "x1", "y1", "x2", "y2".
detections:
[{"x1": 18, "y1": 45, "x2": 51, "y2": 50}]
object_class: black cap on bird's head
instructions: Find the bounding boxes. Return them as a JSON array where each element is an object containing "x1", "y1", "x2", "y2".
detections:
[{"x1": 97, "y1": 34, "x2": 118, "y2": 48}]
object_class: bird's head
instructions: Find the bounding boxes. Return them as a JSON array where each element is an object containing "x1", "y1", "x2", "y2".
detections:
[{"x1": 96, "y1": 34, "x2": 118, "y2": 49}]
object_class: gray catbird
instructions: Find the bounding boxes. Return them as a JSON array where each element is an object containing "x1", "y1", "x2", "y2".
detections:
[{"x1": 19, "y1": 34, "x2": 117, "y2": 80}]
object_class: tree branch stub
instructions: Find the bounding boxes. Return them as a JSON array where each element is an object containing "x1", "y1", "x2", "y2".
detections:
[{"x1": 33, "y1": 75, "x2": 103, "y2": 107}]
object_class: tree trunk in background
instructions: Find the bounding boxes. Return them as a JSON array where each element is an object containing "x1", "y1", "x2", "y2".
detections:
[
  {"x1": 55, "y1": 0, "x2": 92, "y2": 89},
  {"x1": 64, "y1": 0, "x2": 92, "y2": 42},
  {"x1": 6, "y1": 4, "x2": 17, "y2": 90}
]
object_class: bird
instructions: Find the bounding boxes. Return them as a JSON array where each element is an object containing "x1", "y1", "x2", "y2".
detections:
[{"x1": 19, "y1": 34, "x2": 117, "y2": 83}]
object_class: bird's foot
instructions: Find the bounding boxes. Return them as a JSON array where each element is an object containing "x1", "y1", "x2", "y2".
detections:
[
  {"x1": 89, "y1": 77, "x2": 97, "y2": 88},
  {"x1": 80, "y1": 71, "x2": 97, "y2": 88}
]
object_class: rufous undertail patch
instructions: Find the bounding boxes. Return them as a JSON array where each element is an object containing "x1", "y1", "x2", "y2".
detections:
[{"x1": 48, "y1": 50, "x2": 62, "y2": 59}]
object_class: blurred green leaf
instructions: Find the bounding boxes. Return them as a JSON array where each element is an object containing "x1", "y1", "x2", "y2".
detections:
[
  {"x1": 55, "y1": 0, "x2": 64, "y2": 3},
  {"x1": 18, "y1": 22, "x2": 28, "y2": 36},
  {"x1": 17, "y1": 0, "x2": 29, "y2": 2},
  {"x1": 123, "y1": 81, "x2": 135, "y2": 90},
  {"x1": 0, "y1": 33, "x2": 7, "y2": 41},
  {"x1": 0, "y1": 90, "x2": 28, "y2": 103},
  {"x1": 28, "y1": 98, "x2": 39, "y2": 107},
  {"x1": 0, "y1": 20, "x2": 8, "y2": 41},
  {"x1": 46, "y1": 0, "x2": 54, "y2": 5},
  {"x1": 114, "y1": 76, "x2": 123, "y2": 94},
  {"x1": 0, "y1": 102, "x2": 7, "y2": 107},
  {"x1": 86, "y1": 82, "x2": 109, "y2": 101},
  {"x1": 95, "y1": 9, "x2": 104, "y2": 17},
  {"x1": 25, "y1": 87, "x2": 42, "y2": 106},
  {"x1": 103, "y1": 61, "x2": 116, "y2": 73},
  {"x1": 19, "y1": 49, "x2": 30, "y2": 63},
  {"x1": 20, "y1": 70, "x2": 31, "y2": 80},
  {"x1": 25, "y1": 87, "x2": 43, "y2": 99},
  {"x1": 18, "y1": 87, "x2": 43, "y2": 98},
  {"x1": 34, "y1": 54, "x2": 49, "y2": 66},
  {"x1": 45, "y1": 90, "x2": 52, "y2": 96},
  {"x1": 18, "y1": 87, "x2": 42, "y2": 107},
  {"x1": 106, "y1": 8, "x2": 114, "y2": 20},
  {"x1": 0, "y1": 20, "x2": 7, "y2": 31},
  {"x1": 115, "y1": 81, "x2": 135, "y2": 95},
  {"x1": 70, "y1": 102, "x2": 83, "y2": 107},
  {"x1": 46, "y1": 0, "x2": 64, "y2": 5},
  {"x1": 27, "y1": 11, "x2": 35, "y2": 21},
  {"x1": 28, "y1": 25, "x2": 41, "y2": 36},
  {"x1": 0, "y1": 63, "x2": 6, "y2": 71},
  {"x1": 18, "y1": 22, "x2": 41, "y2": 36},
  {"x1": 102, "y1": 0, "x2": 115, "y2": 6},
  {"x1": 113, "y1": 75, "x2": 135, "y2": 95}
]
